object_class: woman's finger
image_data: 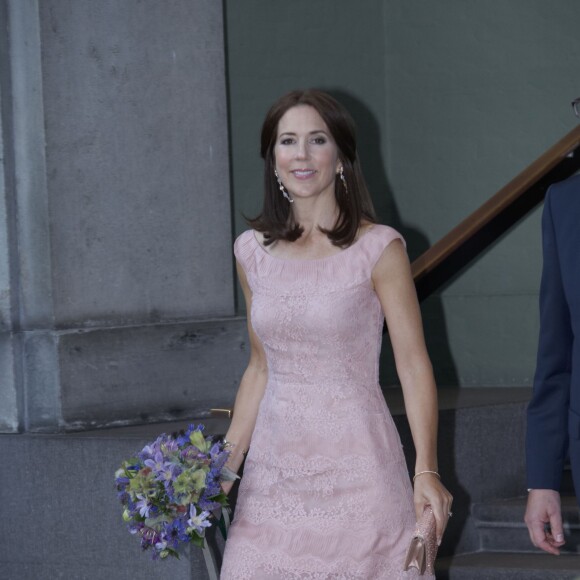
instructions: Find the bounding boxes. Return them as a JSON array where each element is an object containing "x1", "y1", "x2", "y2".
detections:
[
  {"x1": 431, "y1": 491, "x2": 453, "y2": 543},
  {"x1": 431, "y1": 501, "x2": 447, "y2": 544}
]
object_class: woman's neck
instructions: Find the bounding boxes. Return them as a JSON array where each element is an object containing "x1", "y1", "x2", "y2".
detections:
[{"x1": 290, "y1": 192, "x2": 339, "y2": 234}]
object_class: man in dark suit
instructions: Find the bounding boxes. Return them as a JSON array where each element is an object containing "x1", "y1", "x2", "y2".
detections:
[{"x1": 525, "y1": 102, "x2": 580, "y2": 553}]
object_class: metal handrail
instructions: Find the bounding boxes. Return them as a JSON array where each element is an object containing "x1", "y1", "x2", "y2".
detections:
[{"x1": 412, "y1": 125, "x2": 580, "y2": 301}]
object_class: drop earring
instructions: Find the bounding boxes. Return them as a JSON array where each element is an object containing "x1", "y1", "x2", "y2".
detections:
[
  {"x1": 275, "y1": 169, "x2": 293, "y2": 203},
  {"x1": 339, "y1": 166, "x2": 348, "y2": 195}
]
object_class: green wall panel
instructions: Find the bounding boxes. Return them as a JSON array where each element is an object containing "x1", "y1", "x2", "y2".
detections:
[{"x1": 225, "y1": 0, "x2": 580, "y2": 386}]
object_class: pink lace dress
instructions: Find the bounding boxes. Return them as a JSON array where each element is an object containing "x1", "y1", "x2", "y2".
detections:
[{"x1": 220, "y1": 225, "x2": 429, "y2": 579}]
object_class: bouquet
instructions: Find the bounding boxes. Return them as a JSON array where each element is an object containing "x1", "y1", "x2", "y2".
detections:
[{"x1": 114, "y1": 424, "x2": 237, "y2": 560}]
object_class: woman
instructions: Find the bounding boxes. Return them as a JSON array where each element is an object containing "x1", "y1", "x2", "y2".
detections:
[{"x1": 220, "y1": 89, "x2": 452, "y2": 579}]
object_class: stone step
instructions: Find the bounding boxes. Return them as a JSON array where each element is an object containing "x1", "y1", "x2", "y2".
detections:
[
  {"x1": 436, "y1": 552, "x2": 580, "y2": 580},
  {"x1": 473, "y1": 495, "x2": 580, "y2": 554},
  {"x1": 0, "y1": 419, "x2": 230, "y2": 580}
]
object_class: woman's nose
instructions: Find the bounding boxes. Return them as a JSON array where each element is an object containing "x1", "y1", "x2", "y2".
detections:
[{"x1": 295, "y1": 140, "x2": 309, "y2": 159}]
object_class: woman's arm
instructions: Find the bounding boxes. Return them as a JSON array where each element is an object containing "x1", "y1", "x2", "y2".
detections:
[
  {"x1": 372, "y1": 239, "x2": 453, "y2": 543},
  {"x1": 221, "y1": 261, "x2": 269, "y2": 493}
]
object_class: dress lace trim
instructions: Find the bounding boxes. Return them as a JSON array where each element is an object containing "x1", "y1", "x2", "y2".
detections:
[
  {"x1": 233, "y1": 225, "x2": 406, "y2": 294},
  {"x1": 221, "y1": 542, "x2": 430, "y2": 579}
]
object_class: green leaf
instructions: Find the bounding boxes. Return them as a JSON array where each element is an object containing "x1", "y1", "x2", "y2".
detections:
[{"x1": 209, "y1": 492, "x2": 228, "y2": 504}]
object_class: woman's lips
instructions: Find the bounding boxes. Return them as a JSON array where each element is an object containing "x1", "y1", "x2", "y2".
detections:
[{"x1": 291, "y1": 170, "x2": 316, "y2": 179}]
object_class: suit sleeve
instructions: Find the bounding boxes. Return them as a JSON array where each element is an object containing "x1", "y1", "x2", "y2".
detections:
[{"x1": 526, "y1": 186, "x2": 573, "y2": 490}]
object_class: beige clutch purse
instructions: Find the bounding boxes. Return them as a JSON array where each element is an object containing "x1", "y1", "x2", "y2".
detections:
[{"x1": 403, "y1": 506, "x2": 438, "y2": 576}]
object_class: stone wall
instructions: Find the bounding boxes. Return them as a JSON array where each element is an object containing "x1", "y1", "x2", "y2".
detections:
[{"x1": 0, "y1": 0, "x2": 242, "y2": 432}]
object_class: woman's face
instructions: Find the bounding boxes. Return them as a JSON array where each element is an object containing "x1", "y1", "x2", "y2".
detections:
[{"x1": 274, "y1": 105, "x2": 341, "y2": 202}]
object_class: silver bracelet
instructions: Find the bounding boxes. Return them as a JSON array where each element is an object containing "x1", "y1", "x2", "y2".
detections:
[{"x1": 223, "y1": 438, "x2": 248, "y2": 456}]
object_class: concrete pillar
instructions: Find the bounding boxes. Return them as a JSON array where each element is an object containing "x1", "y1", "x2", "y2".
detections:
[
  {"x1": 0, "y1": 0, "x2": 245, "y2": 433},
  {"x1": 0, "y1": 0, "x2": 23, "y2": 433}
]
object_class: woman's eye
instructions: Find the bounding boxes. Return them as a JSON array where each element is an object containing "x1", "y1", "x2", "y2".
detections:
[
  {"x1": 311, "y1": 136, "x2": 327, "y2": 145},
  {"x1": 280, "y1": 138, "x2": 295, "y2": 145}
]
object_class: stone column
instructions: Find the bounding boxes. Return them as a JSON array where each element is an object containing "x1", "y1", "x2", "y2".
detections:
[{"x1": 0, "y1": 0, "x2": 246, "y2": 433}]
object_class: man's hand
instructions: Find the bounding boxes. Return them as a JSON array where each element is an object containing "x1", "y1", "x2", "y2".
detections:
[{"x1": 524, "y1": 489, "x2": 565, "y2": 555}]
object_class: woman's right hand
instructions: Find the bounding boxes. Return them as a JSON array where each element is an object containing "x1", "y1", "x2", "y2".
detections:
[
  {"x1": 413, "y1": 474, "x2": 453, "y2": 545},
  {"x1": 221, "y1": 480, "x2": 235, "y2": 496}
]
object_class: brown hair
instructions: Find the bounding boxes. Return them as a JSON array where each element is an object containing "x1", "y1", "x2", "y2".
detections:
[{"x1": 249, "y1": 89, "x2": 377, "y2": 247}]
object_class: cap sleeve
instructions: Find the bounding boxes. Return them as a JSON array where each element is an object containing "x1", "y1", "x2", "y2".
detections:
[
  {"x1": 233, "y1": 229, "x2": 258, "y2": 274},
  {"x1": 364, "y1": 225, "x2": 406, "y2": 270}
]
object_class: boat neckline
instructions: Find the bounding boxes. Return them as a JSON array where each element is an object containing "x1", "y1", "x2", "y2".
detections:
[{"x1": 251, "y1": 225, "x2": 377, "y2": 263}]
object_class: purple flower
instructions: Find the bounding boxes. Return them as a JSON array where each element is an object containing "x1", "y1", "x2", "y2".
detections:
[
  {"x1": 163, "y1": 480, "x2": 178, "y2": 504},
  {"x1": 138, "y1": 525, "x2": 160, "y2": 548},
  {"x1": 181, "y1": 446, "x2": 204, "y2": 463},
  {"x1": 135, "y1": 494, "x2": 152, "y2": 518},
  {"x1": 209, "y1": 445, "x2": 229, "y2": 472},
  {"x1": 161, "y1": 462, "x2": 181, "y2": 482},
  {"x1": 162, "y1": 518, "x2": 189, "y2": 548},
  {"x1": 175, "y1": 434, "x2": 189, "y2": 447},
  {"x1": 187, "y1": 506, "x2": 212, "y2": 535},
  {"x1": 139, "y1": 433, "x2": 174, "y2": 460},
  {"x1": 115, "y1": 475, "x2": 130, "y2": 487},
  {"x1": 139, "y1": 442, "x2": 160, "y2": 462},
  {"x1": 144, "y1": 451, "x2": 173, "y2": 479},
  {"x1": 161, "y1": 439, "x2": 179, "y2": 453},
  {"x1": 198, "y1": 497, "x2": 221, "y2": 512},
  {"x1": 129, "y1": 522, "x2": 144, "y2": 535},
  {"x1": 154, "y1": 539, "x2": 168, "y2": 555},
  {"x1": 203, "y1": 471, "x2": 221, "y2": 499}
]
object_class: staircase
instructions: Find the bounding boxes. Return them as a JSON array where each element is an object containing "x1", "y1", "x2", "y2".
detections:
[
  {"x1": 437, "y1": 552, "x2": 580, "y2": 580},
  {"x1": 437, "y1": 467, "x2": 580, "y2": 579},
  {"x1": 2, "y1": 392, "x2": 577, "y2": 579}
]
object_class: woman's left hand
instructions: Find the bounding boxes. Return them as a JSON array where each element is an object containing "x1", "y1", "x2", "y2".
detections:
[{"x1": 413, "y1": 473, "x2": 453, "y2": 545}]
